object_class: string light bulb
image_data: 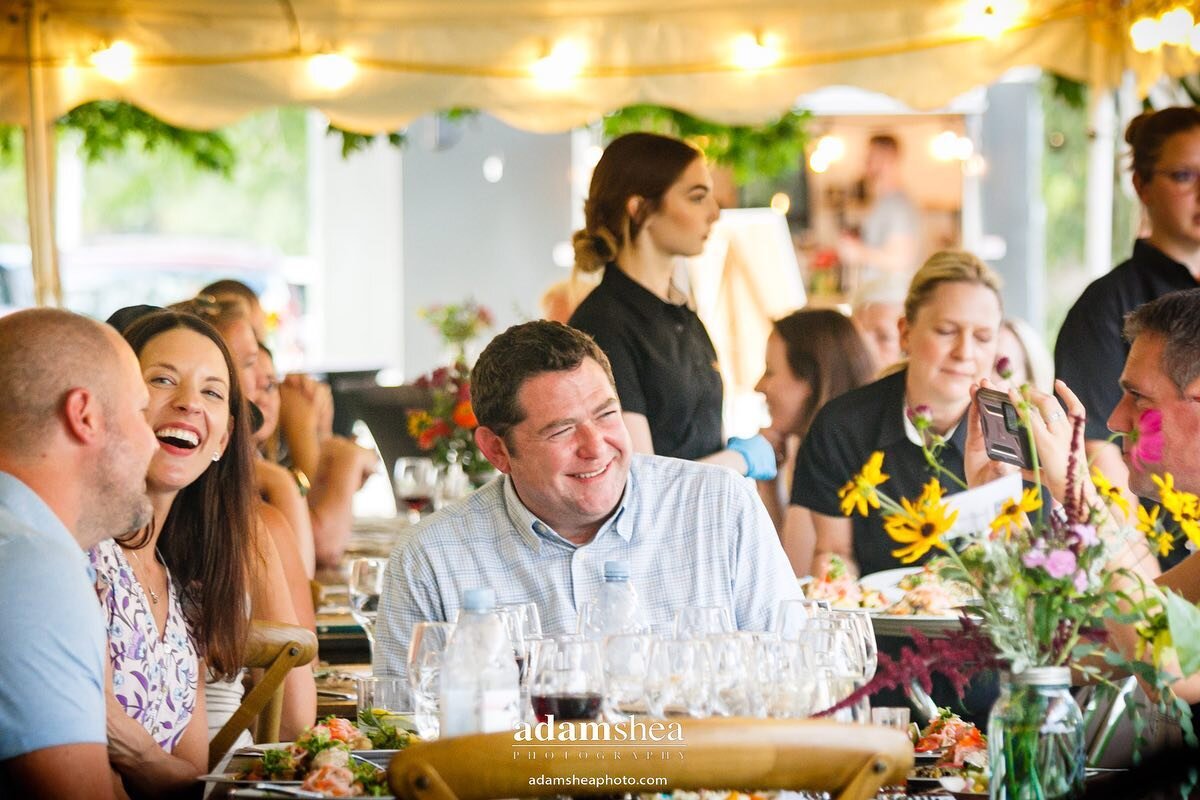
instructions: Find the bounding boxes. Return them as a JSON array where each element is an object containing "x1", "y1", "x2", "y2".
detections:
[
  {"x1": 808, "y1": 135, "x2": 845, "y2": 174},
  {"x1": 1160, "y1": 7, "x2": 1194, "y2": 45},
  {"x1": 1130, "y1": 17, "x2": 1163, "y2": 52},
  {"x1": 962, "y1": 0, "x2": 1024, "y2": 40},
  {"x1": 530, "y1": 40, "x2": 585, "y2": 91},
  {"x1": 732, "y1": 32, "x2": 780, "y2": 71},
  {"x1": 307, "y1": 52, "x2": 357, "y2": 91},
  {"x1": 91, "y1": 41, "x2": 135, "y2": 82}
]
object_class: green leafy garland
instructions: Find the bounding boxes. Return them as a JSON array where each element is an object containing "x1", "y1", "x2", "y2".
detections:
[
  {"x1": 601, "y1": 105, "x2": 811, "y2": 183},
  {"x1": 0, "y1": 101, "x2": 808, "y2": 183}
]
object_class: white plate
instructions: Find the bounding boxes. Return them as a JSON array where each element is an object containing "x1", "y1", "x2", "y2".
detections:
[
  {"x1": 869, "y1": 612, "x2": 974, "y2": 637},
  {"x1": 859, "y1": 567, "x2": 924, "y2": 602},
  {"x1": 198, "y1": 773, "x2": 302, "y2": 786}
]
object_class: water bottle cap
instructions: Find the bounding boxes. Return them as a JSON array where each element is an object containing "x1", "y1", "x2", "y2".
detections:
[
  {"x1": 603, "y1": 560, "x2": 630, "y2": 581},
  {"x1": 461, "y1": 587, "x2": 497, "y2": 612}
]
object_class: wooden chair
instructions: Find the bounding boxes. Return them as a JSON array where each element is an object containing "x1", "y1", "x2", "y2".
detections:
[
  {"x1": 208, "y1": 620, "x2": 319, "y2": 769},
  {"x1": 388, "y1": 718, "x2": 912, "y2": 800}
]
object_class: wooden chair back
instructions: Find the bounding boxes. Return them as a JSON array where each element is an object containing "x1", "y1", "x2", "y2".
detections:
[
  {"x1": 208, "y1": 620, "x2": 318, "y2": 769},
  {"x1": 388, "y1": 718, "x2": 912, "y2": 800}
]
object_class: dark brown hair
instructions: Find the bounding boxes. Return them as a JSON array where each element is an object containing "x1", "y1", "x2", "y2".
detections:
[
  {"x1": 773, "y1": 309, "x2": 875, "y2": 439},
  {"x1": 1124, "y1": 287, "x2": 1200, "y2": 393},
  {"x1": 200, "y1": 278, "x2": 260, "y2": 309},
  {"x1": 572, "y1": 132, "x2": 703, "y2": 273},
  {"x1": 868, "y1": 133, "x2": 900, "y2": 153},
  {"x1": 122, "y1": 310, "x2": 255, "y2": 679},
  {"x1": 471, "y1": 321, "x2": 614, "y2": 440},
  {"x1": 1125, "y1": 106, "x2": 1200, "y2": 183}
]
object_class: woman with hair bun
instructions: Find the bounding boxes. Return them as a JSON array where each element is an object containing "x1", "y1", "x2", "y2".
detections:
[
  {"x1": 568, "y1": 132, "x2": 775, "y2": 479},
  {"x1": 1054, "y1": 107, "x2": 1200, "y2": 539}
]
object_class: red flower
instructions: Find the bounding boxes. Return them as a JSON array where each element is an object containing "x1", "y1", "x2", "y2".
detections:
[
  {"x1": 452, "y1": 401, "x2": 477, "y2": 429},
  {"x1": 417, "y1": 420, "x2": 453, "y2": 450},
  {"x1": 456, "y1": 379, "x2": 471, "y2": 404}
]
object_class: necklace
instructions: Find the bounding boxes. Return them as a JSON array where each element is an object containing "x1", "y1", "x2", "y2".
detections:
[{"x1": 127, "y1": 547, "x2": 161, "y2": 605}]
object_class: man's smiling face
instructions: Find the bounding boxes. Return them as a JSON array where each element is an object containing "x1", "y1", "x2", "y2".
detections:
[{"x1": 477, "y1": 357, "x2": 631, "y2": 544}]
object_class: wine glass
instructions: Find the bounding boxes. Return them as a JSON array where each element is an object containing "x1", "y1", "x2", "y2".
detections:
[
  {"x1": 645, "y1": 638, "x2": 712, "y2": 718},
  {"x1": 672, "y1": 605, "x2": 733, "y2": 640},
  {"x1": 348, "y1": 557, "x2": 388, "y2": 653},
  {"x1": 600, "y1": 633, "x2": 654, "y2": 721},
  {"x1": 529, "y1": 639, "x2": 605, "y2": 722},
  {"x1": 394, "y1": 457, "x2": 441, "y2": 523},
  {"x1": 407, "y1": 621, "x2": 455, "y2": 739},
  {"x1": 775, "y1": 598, "x2": 815, "y2": 641}
]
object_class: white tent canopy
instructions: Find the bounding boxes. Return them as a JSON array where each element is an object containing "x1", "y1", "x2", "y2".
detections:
[{"x1": 3, "y1": 0, "x2": 1198, "y2": 302}]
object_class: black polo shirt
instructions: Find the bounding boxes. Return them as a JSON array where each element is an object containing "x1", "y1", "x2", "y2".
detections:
[
  {"x1": 790, "y1": 369, "x2": 968, "y2": 576},
  {"x1": 1055, "y1": 240, "x2": 1200, "y2": 442},
  {"x1": 568, "y1": 264, "x2": 724, "y2": 461}
]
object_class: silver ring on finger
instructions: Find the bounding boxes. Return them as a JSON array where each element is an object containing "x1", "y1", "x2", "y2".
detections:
[{"x1": 1043, "y1": 410, "x2": 1064, "y2": 425}]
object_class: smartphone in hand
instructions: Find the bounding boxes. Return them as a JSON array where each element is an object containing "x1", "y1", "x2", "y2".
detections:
[{"x1": 976, "y1": 387, "x2": 1033, "y2": 469}]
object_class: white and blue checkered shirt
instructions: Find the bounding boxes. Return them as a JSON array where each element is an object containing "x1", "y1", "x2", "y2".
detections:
[{"x1": 373, "y1": 454, "x2": 801, "y2": 677}]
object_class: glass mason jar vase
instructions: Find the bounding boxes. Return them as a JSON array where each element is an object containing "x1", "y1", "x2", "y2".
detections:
[{"x1": 988, "y1": 666, "x2": 1085, "y2": 800}]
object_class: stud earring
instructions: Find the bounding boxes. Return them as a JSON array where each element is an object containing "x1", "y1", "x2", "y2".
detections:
[{"x1": 212, "y1": 452, "x2": 221, "y2": 462}]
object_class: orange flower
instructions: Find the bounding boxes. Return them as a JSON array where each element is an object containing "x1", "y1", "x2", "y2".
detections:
[
  {"x1": 452, "y1": 400, "x2": 477, "y2": 429},
  {"x1": 417, "y1": 420, "x2": 452, "y2": 450}
]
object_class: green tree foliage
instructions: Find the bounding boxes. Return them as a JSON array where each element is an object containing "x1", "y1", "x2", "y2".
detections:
[{"x1": 602, "y1": 105, "x2": 811, "y2": 183}]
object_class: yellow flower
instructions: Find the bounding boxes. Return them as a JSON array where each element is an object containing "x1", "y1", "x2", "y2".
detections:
[
  {"x1": 989, "y1": 487, "x2": 1042, "y2": 540},
  {"x1": 1091, "y1": 467, "x2": 1130, "y2": 517},
  {"x1": 1155, "y1": 532, "x2": 1174, "y2": 557},
  {"x1": 1154, "y1": 473, "x2": 1200, "y2": 545},
  {"x1": 407, "y1": 410, "x2": 433, "y2": 437},
  {"x1": 1136, "y1": 503, "x2": 1162, "y2": 540},
  {"x1": 838, "y1": 451, "x2": 890, "y2": 517},
  {"x1": 884, "y1": 479, "x2": 958, "y2": 564}
]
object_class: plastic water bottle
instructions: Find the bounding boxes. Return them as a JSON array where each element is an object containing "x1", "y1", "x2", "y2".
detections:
[
  {"x1": 580, "y1": 560, "x2": 648, "y2": 638},
  {"x1": 439, "y1": 588, "x2": 521, "y2": 736}
]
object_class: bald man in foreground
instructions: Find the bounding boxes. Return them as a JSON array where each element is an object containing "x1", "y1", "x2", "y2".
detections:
[{"x1": 0, "y1": 309, "x2": 158, "y2": 799}]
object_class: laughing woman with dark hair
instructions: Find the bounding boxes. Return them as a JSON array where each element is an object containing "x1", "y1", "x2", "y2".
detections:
[{"x1": 92, "y1": 310, "x2": 257, "y2": 798}]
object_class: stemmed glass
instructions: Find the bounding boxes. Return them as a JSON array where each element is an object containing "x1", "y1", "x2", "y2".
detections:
[
  {"x1": 394, "y1": 457, "x2": 441, "y2": 523},
  {"x1": 529, "y1": 639, "x2": 605, "y2": 722},
  {"x1": 600, "y1": 633, "x2": 654, "y2": 721},
  {"x1": 497, "y1": 604, "x2": 541, "y2": 684},
  {"x1": 347, "y1": 557, "x2": 388, "y2": 653},
  {"x1": 672, "y1": 605, "x2": 733, "y2": 640},
  {"x1": 406, "y1": 621, "x2": 455, "y2": 740},
  {"x1": 645, "y1": 638, "x2": 712, "y2": 718}
]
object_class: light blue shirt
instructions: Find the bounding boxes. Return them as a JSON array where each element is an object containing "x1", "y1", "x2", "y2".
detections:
[
  {"x1": 374, "y1": 454, "x2": 801, "y2": 677},
  {"x1": 0, "y1": 472, "x2": 107, "y2": 761}
]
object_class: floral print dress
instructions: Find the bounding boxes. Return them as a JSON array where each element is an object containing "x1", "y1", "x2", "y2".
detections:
[{"x1": 90, "y1": 539, "x2": 199, "y2": 753}]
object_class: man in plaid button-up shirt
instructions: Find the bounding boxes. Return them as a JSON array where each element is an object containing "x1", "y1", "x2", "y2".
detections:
[{"x1": 374, "y1": 321, "x2": 799, "y2": 678}]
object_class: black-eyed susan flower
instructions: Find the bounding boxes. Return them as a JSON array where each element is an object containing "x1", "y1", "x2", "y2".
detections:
[
  {"x1": 1091, "y1": 467, "x2": 1130, "y2": 518},
  {"x1": 838, "y1": 451, "x2": 889, "y2": 517},
  {"x1": 884, "y1": 479, "x2": 958, "y2": 564},
  {"x1": 989, "y1": 487, "x2": 1042, "y2": 540}
]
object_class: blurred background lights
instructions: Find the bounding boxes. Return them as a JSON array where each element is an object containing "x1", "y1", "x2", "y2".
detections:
[
  {"x1": 91, "y1": 41, "x2": 135, "y2": 82},
  {"x1": 531, "y1": 40, "x2": 585, "y2": 90},
  {"x1": 962, "y1": 0, "x2": 1024, "y2": 40},
  {"x1": 1129, "y1": 6, "x2": 1200, "y2": 54},
  {"x1": 482, "y1": 155, "x2": 505, "y2": 183},
  {"x1": 307, "y1": 53, "x2": 356, "y2": 90},
  {"x1": 1160, "y1": 7, "x2": 1194, "y2": 45},
  {"x1": 732, "y1": 32, "x2": 781, "y2": 70},
  {"x1": 1130, "y1": 17, "x2": 1163, "y2": 52},
  {"x1": 769, "y1": 193, "x2": 791, "y2": 215},
  {"x1": 808, "y1": 135, "x2": 845, "y2": 174},
  {"x1": 930, "y1": 130, "x2": 974, "y2": 162},
  {"x1": 552, "y1": 241, "x2": 575, "y2": 268}
]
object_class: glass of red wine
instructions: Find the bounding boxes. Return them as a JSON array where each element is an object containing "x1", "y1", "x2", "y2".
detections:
[
  {"x1": 394, "y1": 457, "x2": 441, "y2": 524},
  {"x1": 529, "y1": 639, "x2": 605, "y2": 722}
]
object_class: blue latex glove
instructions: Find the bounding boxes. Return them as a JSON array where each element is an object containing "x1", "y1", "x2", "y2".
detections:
[{"x1": 727, "y1": 434, "x2": 777, "y2": 481}]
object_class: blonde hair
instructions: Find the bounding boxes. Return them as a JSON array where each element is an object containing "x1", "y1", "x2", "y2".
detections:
[{"x1": 904, "y1": 250, "x2": 1003, "y2": 323}]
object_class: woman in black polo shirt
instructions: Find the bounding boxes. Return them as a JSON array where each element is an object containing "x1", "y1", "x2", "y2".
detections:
[
  {"x1": 790, "y1": 250, "x2": 1004, "y2": 578},
  {"x1": 568, "y1": 133, "x2": 774, "y2": 479}
]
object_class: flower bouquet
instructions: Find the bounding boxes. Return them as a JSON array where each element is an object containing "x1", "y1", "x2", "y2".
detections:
[
  {"x1": 406, "y1": 359, "x2": 493, "y2": 484},
  {"x1": 830, "y1": 386, "x2": 1200, "y2": 799},
  {"x1": 418, "y1": 300, "x2": 493, "y2": 362}
]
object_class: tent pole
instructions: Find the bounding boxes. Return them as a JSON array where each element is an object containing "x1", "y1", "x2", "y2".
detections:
[
  {"x1": 23, "y1": 0, "x2": 62, "y2": 307},
  {"x1": 1084, "y1": 78, "x2": 1116, "y2": 279}
]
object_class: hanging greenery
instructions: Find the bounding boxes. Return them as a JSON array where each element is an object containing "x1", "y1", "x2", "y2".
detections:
[{"x1": 601, "y1": 105, "x2": 811, "y2": 183}]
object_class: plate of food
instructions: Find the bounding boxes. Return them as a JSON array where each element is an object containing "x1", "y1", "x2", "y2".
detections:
[
  {"x1": 908, "y1": 709, "x2": 988, "y2": 797},
  {"x1": 803, "y1": 556, "x2": 889, "y2": 610},
  {"x1": 207, "y1": 715, "x2": 418, "y2": 798}
]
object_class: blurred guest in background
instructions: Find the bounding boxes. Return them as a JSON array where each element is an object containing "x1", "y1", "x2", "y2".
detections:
[
  {"x1": 993, "y1": 317, "x2": 1054, "y2": 392},
  {"x1": 0, "y1": 309, "x2": 155, "y2": 800},
  {"x1": 568, "y1": 132, "x2": 775, "y2": 480},
  {"x1": 754, "y1": 309, "x2": 874, "y2": 574},
  {"x1": 539, "y1": 269, "x2": 600, "y2": 324},
  {"x1": 791, "y1": 251, "x2": 1003, "y2": 579},
  {"x1": 850, "y1": 276, "x2": 908, "y2": 374},
  {"x1": 837, "y1": 134, "x2": 921, "y2": 291},
  {"x1": 1055, "y1": 107, "x2": 1200, "y2": 534}
]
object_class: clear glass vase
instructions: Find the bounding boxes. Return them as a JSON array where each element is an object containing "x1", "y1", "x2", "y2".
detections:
[{"x1": 988, "y1": 666, "x2": 1085, "y2": 800}]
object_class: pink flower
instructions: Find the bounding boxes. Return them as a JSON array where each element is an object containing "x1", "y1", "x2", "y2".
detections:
[
  {"x1": 995, "y1": 356, "x2": 1013, "y2": 380},
  {"x1": 1043, "y1": 549, "x2": 1077, "y2": 579},
  {"x1": 1073, "y1": 569, "x2": 1089, "y2": 593},
  {"x1": 907, "y1": 405, "x2": 933, "y2": 429},
  {"x1": 1022, "y1": 549, "x2": 1046, "y2": 569},
  {"x1": 1128, "y1": 408, "x2": 1164, "y2": 472},
  {"x1": 1069, "y1": 523, "x2": 1099, "y2": 548}
]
